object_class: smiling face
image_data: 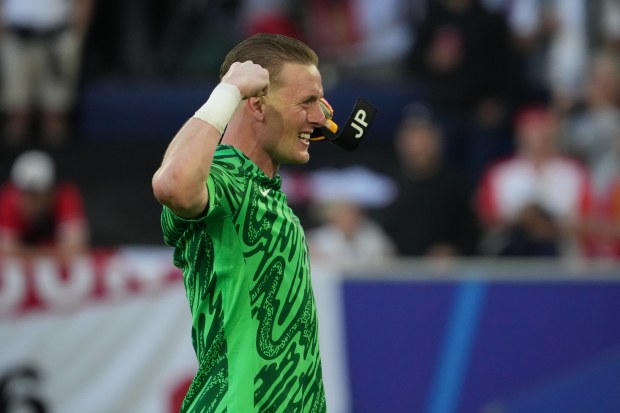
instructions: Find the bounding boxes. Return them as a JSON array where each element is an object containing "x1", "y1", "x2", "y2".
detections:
[{"x1": 259, "y1": 62, "x2": 326, "y2": 166}]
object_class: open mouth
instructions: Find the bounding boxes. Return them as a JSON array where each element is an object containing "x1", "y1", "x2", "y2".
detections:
[{"x1": 299, "y1": 132, "x2": 311, "y2": 143}]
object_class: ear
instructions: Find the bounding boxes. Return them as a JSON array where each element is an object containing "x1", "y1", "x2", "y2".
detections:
[{"x1": 247, "y1": 97, "x2": 265, "y2": 121}]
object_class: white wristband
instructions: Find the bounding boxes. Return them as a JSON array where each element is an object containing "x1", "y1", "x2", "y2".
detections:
[{"x1": 193, "y1": 83, "x2": 242, "y2": 134}]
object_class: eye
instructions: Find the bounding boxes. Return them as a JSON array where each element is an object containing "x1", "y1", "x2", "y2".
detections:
[{"x1": 301, "y1": 97, "x2": 318, "y2": 106}]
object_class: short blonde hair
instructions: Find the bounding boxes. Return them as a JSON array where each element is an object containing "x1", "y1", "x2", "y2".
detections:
[{"x1": 220, "y1": 33, "x2": 319, "y2": 87}]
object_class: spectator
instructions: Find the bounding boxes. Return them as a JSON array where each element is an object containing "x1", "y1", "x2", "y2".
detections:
[
  {"x1": 562, "y1": 49, "x2": 620, "y2": 197},
  {"x1": 306, "y1": 166, "x2": 397, "y2": 268},
  {"x1": 154, "y1": 0, "x2": 241, "y2": 79},
  {"x1": 579, "y1": 167, "x2": 620, "y2": 259},
  {"x1": 0, "y1": 150, "x2": 89, "y2": 259},
  {"x1": 406, "y1": 0, "x2": 516, "y2": 184},
  {"x1": 380, "y1": 105, "x2": 481, "y2": 258},
  {"x1": 476, "y1": 105, "x2": 593, "y2": 257},
  {"x1": 303, "y1": 0, "x2": 360, "y2": 68},
  {"x1": 308, "y1": 200, "x2": 396, "y2": 268},
  {"x1": 240, "y1": 0, "x2": 304, "y2": 39},
  {"x1": 0, "y1": 0, "x2": 94, "y2": 146},
  {"x1": 307, "y1": 0, "x2": 416, "y2": 82},
  {"x1": 562, "y1": 49, "x2": 620, "y2": 259},
  {"x1": 452, "y1": 1, "x2": 620, "y2": 108},
  {"x1": 506, "y1": 0, "x2": 612, "y2": 112},
  {"x1": 600, "y1": 0, "x2": 620, "y2": 51}
]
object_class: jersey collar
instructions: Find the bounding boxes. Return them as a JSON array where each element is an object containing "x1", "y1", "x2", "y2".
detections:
[{"x1": 221, "y1": 145, "x2": 283, "y2": 191}]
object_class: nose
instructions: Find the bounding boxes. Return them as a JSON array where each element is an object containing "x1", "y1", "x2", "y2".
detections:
[{"x1": 308, "y1": 100, "x2": 327, "y2": 127}]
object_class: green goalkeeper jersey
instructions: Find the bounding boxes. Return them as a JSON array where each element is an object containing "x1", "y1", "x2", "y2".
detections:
[{"x1": 161, "y1": 145, "x2": 326, "y2": 413}]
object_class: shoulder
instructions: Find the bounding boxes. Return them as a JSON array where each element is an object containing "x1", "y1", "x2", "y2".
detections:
[
  {"x1": 213, "y1": 145, "x2": 247, "y2": 168},
  {"x1": 549, "y1": 155, "x2": 589, "y2": 173},
  {"x1": 211, "y1": 145, "x2": 250, "y2": 183}
]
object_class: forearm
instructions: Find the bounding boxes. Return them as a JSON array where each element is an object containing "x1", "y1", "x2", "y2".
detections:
[
  {"x1": 153, "y1": 118, "x2": 221, "y2": 218},
  {"x1": 153, "y1": 62, "x2": 268, "y2": 218}
]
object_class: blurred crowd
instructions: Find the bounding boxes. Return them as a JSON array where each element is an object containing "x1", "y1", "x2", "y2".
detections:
[{"x1": 2, "y1": 0, "x2": 620, "y2": 264}]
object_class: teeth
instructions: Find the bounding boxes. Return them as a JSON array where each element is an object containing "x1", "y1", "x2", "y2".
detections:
[{"x1": 299, "y1": 133, "x2": 311, "y2": 140}]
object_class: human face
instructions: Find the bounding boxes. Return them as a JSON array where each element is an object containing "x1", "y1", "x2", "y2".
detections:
[
  {"x1": 517, "y1": 111, "x2": 558, "y2": 158},
  {"x1": 260, "y1": 62, "x2": 326, "y2": 166},
  {"x1": 398, "y1": 123, "x2": 441, "y2": 172}
]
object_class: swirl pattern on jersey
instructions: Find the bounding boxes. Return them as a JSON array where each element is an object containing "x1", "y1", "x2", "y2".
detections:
[
  {"x1": 163, "y1": 215, "x2": 228, "y2": 413},
  {"x1": 161, "y1": 146, "x2": 325, "y2": 413}
]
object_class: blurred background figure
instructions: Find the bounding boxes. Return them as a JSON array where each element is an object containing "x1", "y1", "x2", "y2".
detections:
[
  {"x1": 0, "y1": 0, "x2": 94, "y2": 147},
  {"x1": 561, "y1": 49, "x2": 620, "y2": 199},
  {"x1": 303, "y1": 0, "x2": 360, "y2": 75},
  {"x1": 561, "y1": 49, "x2": 620, "y2": 258},
  {"x1": 154, "y1": 0, "x2": 241, "y2": 79},
  {"x1": 507, "y1": 0, "x2": 620, "y2": 112},
  {"x1": 508, "y1": 0, "x2": 589, "y2": 112},
  {"x1": 240, "y1": 0, "x2": 303, "y2": 39},
  {"x1": 306, "y1": 166, "x2": 397, "y2": 268},
  {"x1": 578, "y1": 164, "x2": 620, "y2": 259},
  {"x1": 380, "y1": 105, "x2": 481, "y2": 259},
  {"x1": 0, "y1": 149, "x2": 89, "y2": 259},
  {"x1": 405, "y1": 0, "x2": 516, "y2": 185},
  {"x1": 301, "y1": 0, "x2": 416, "y2": 83},
  {"x1": 476, "y1": 105, "x2": 593, "y2": 257},
  {"x1": 579, "y1": 162, "x2": 620, "y2": 259}
]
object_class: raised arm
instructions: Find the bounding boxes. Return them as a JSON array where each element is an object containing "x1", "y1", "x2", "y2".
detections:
[{"x1": 152, "y1": 61, "x2": 269, "y2": 218}]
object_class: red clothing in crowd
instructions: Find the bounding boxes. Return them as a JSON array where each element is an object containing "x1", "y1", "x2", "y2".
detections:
[
  {"x1": 476, "y1": 155, "x2": 592, "y2": 227},
  {"x1": 583, "y1": 178, "x2": 620, "y2": 258},
  {"x1": 0, "y1": 182, "x2": 87, "y2": 247}
]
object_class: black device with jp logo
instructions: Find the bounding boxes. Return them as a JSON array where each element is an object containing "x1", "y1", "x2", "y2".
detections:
[{"x1": 313, "y1": 99, "x2": 378, "y2": 151}]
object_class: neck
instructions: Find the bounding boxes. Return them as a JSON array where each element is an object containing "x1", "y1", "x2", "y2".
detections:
[
  {"x1": 222, "y1": 115, "x2": 279, "y2": 178},
  {"x1": 522, "y1": 149, "x2": 554, "y2": 167}
]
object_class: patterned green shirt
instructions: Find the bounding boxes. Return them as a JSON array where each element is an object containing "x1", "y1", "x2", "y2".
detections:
[{"x1": 161, "y1": 145, "x2": 326, "y2": 412}]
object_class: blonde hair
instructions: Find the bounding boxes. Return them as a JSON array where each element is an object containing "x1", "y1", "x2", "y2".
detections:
[{"x1": 220, "y1": 33, "x2": 319, "y2": 87}]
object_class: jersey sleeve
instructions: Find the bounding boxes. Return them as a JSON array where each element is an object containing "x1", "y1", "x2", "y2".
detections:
[{"x1": 161, "y1": 156, "x2": 245, "y2": 248}]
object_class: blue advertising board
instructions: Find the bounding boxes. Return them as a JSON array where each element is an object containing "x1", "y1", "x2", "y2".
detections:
[{"x1": 342, "y1": 271, "x2": 620, "y2": 413}]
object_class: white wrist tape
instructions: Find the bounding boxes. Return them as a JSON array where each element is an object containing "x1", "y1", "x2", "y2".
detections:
[{"x1": 193, "y1": 83, "x2": 242, "y2": 134}]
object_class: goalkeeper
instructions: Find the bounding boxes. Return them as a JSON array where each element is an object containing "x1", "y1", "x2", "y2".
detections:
[{"x1": 152, "y1": 33, "x2": 331, "y2": 412}]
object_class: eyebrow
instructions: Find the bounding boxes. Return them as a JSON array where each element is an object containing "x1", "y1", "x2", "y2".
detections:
[{"x1": 298, "y1": 94, "x2": 322, "y2": 104}]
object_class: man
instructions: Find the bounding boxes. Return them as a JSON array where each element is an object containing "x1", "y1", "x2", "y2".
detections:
[
  {"x1": 0, "y1": 149, "x2": 89, "y2": 259},
  {"x1": 381, "y1": 107, "x2": 480, "y2": 258},
  {"x1": 476, "y1": 105, "x2": 592, "y2": 256},
  {"x1": 152, "y1": 34, "x2": 327, "y2": 412},
  {"x1": 0, "y1": 0, "x2": 94, "y2": 145}
]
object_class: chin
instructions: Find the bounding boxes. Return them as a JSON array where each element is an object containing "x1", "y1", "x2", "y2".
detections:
[
  {"x1": 297, "y1": 150, "x2": 311, "y2": 164},
  {"x1": 287, "y1": 155, "x2": 310, "y2": 165},
  {"x1": 288, "y1": 156, "x2": 310, "y2": 166}
]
